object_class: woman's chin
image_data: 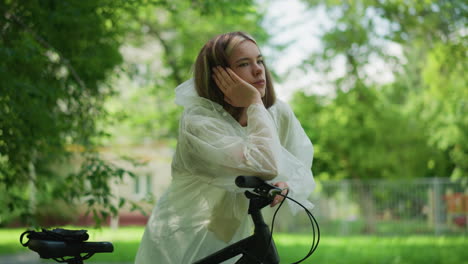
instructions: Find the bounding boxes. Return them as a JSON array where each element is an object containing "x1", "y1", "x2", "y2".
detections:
[
  {"x1": 256, "y1": 87, "x2": 266, "y2": 97},
  {"x1": 261, "y1": 90, "x2": 267, "y2": 98}
]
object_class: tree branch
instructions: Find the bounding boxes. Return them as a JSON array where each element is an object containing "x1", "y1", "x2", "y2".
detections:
[
  {"x1": 144, "y1": 23, "x2": 184, "y2": 84},
  {"x1": 5, "y1": 11, "x2": 86, "y2": 90}
]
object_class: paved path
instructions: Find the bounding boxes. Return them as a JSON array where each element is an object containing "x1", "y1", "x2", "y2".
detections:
[
  {"x1": 0, "y1": 252, "x2": 131, "y2": 264},
  {"x1": 0, "y1": 251, "x2": 43, "y2": 264}
]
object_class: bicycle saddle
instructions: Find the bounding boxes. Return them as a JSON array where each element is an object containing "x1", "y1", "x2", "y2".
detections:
[{"x1": 20, "y1": 228, "x2": 113, "y2": 263}]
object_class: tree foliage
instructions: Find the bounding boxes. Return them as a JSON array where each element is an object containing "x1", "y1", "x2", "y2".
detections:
[
  {"x1": 1, "y1": 0, "x2": 132, "y2": 225},
  {"x1": 294, "y1": 0, "x2": 467, "y2": 181},
  {"x1": 0, "y1": 0, "x2": 268, "y2": 225}
]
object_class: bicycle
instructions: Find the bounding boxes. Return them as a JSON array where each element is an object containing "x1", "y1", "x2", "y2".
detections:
[{"x1": 20, "y1": 176, "x2": 319, "y2": 264}]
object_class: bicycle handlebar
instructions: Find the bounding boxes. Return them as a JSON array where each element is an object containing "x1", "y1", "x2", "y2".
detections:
[
  {"x1": 235, "y1": 176, "x2": 266, "y2": 188},
  {"x1": 235, "y1": 176, "x2": 285, "y2": 198}
]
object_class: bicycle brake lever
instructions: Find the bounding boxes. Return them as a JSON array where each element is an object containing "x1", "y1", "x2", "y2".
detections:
[{"x1": 268, "y1": 187, "x2": 287, "y2": 198}]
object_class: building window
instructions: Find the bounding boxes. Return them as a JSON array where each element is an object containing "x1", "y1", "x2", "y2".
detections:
[
  {"x1": 146, "y1": 174, "x2": 152, "y2": 195},
  {"x1": 134, "y1": 173, "x2": 152, "y2": 197},
  {"x1": 134, "y1": 175, "x2": 140, "y2": 194}
]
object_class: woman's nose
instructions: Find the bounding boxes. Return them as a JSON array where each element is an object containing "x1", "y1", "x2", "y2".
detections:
[{"x1": 252, "y1": 64, "x2": 262, "y2": 76}]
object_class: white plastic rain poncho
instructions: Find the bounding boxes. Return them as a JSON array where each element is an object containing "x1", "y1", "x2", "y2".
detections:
[{"x1": 135, "y1": 79, "x2": 315, "y2": 264}]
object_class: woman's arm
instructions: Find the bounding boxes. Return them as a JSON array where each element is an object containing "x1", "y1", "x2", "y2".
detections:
[{"x1": 181, "y1": 103, "x2": 282, "y2": 181}]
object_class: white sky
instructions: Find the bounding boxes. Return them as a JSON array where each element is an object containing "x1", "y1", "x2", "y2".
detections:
[{"x1": 260, "y1": 0, "x2": 331, "y2": 100}]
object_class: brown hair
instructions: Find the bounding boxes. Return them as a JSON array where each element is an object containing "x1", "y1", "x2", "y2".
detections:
[{"x1": 193, "y1": 32, "x2": 276, "y2": 120}]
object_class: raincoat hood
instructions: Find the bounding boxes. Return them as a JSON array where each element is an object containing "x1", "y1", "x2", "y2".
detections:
[{"x1": 175, "y1": 78, "x2": 224, "y2": 112}]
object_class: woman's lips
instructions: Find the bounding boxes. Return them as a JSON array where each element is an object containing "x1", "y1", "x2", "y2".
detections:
[{"x1": 253, "y1": 80, "x2": 265, "y2": 86}]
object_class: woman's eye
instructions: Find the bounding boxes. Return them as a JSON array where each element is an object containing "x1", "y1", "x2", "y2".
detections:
[
  {"x1": 238, "y1": 63, "x2": 249, "y2": 67},
  {"x1": 257, "y1": 60, "x2": 264, "y2": 65}
]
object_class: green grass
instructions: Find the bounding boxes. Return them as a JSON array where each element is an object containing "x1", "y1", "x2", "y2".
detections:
[
  {"x1": 276, "y1": 234, "x2": 468, "y2": 264},
  {"x1": 3, "y1": 227, "x2": 468, "y2": 264},
  {"x1": 1, "y1": 228, "x2": 29, "y2": 255}
]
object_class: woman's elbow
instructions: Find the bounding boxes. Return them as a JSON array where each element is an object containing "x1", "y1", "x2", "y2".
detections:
[
  {"x1": 243, "y1": 148, "x2": 280, "y2": 180},
  {"x1": 257, "y1": 158, "x2": 280, "y2": 181},
  {"x1": 256, "y1": 171, "x2": 277, "y2": 181}
]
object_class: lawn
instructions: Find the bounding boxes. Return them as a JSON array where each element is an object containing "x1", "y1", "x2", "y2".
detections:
[{"x1": 3, "y1": 227, "x2": 468, "y2": 264}]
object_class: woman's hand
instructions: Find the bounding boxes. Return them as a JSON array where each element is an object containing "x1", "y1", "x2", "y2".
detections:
[
  {"x1": 212, "y1": 66, "x2": 262, "y2": 107},
  {"x1": 270, "y1": 182, "x2": 289, "y2": 207}
]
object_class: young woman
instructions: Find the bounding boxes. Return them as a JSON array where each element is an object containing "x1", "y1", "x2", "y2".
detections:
[{"x1": 135, "y1": 31, "x2": 315, "y2": 264}]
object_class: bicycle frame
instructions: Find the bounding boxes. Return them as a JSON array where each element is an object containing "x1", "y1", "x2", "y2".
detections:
[{"x1": 193, "y1": 190, "x2": 280, "y2": 264}]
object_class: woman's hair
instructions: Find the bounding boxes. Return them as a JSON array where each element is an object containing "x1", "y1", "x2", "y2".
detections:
[{"x1": 193, "y1": 31, "x2": 276, "y2": 120}]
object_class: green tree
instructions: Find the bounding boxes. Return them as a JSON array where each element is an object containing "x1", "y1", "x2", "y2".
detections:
[
  {"x1": 0, "y1": 0, "x2": 132, "y2": 225},
  {"x1": 296, "y1": 0, "x2": 467, "y2": 180},
  {"x1": 292, "y1": 85, "x2": 435, "y2": 232},
  {"x1": 0, "y1": 0, "x2": 269, "y2": 226},
  {"x1": 294, "y1": 0, "x2": 467, "y2": 232}
]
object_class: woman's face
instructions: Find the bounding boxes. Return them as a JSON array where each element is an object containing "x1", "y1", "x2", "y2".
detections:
[{"x1": 227, "y1": 40, "x2": 266, "y2": 97}]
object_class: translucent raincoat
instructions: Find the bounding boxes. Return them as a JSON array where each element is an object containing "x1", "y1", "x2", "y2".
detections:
[{"x1": 135, "y1": 79, "x2": 315, "y2": 264}]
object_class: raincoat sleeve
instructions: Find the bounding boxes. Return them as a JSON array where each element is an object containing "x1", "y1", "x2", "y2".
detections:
[
  {"x1": 181, "y1": 103, "x2": 282, "y2": 186},
  {"x1": 272, "y1": 101, "x2": 315, "y2": 214}
]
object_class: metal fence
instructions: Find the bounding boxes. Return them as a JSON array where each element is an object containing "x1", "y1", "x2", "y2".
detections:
[{"x1": 270, "y1": 178, "x2": 468, "y2": 236}]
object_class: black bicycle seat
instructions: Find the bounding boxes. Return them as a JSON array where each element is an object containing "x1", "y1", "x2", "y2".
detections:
[
  {"x1": 27, "y1": 239, "x2": 113, "y2": 259},
  {"x1": 20, "y1": 228, "x2": 114, "y2": 263}
]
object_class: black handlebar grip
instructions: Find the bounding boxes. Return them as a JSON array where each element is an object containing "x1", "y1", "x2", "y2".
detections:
[{"x1": 235, "y1": 176, "x2": 265, "y2": 188}]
